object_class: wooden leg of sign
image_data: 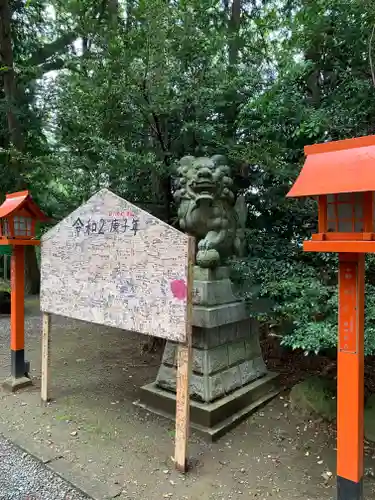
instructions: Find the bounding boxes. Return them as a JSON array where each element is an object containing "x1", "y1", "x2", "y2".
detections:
[
  {"x1": 41, "y1": 312, "x2": 51, "y2": 403},
  {"x1": 337, "y1": 253, "x2": 365, "y2": 500},
  {"x1": 175, "y1": 340, "x2": 192, "y2": 472},
  {"x1": 174, "y1": 236, "x2": 195, "y2": 473}
]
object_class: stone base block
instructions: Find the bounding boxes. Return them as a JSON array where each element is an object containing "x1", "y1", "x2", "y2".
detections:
[
  {"x1": 138, "y1": 372, "x2": 280, "y2": 441},
  {"x1": 157, "y1": 355, "x2": 267, "y2": 403},
  {"x1": 2, "y1": 376, "x2": 32, "y2": 393},
  {"x1": 157, "y1": 318, "x2": 267, "y2": 403},
  {"x1": 193, "y1": 266, "x2": 230, "y2": 281},
  {"x1": 193, "y1": 302, "x2": 247, "y2": 328},
  {"x1": 193, "y1": 278, "x2": 238, "y2": 307}
]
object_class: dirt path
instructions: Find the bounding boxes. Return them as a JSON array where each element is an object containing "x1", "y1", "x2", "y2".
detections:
[{"x1": 0, "y1": 302, "x2": 374, "y2": 499}]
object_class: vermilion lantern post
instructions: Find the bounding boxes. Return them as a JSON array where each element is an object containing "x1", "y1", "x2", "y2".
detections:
[
  {"x1": 0, "y1": 191, "x2": 49, "y2": 392},
  {"x1": 287, "y1": 135, "x2": 375, "y2": 500}
]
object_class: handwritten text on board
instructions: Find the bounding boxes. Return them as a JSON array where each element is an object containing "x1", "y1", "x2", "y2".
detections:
[{"x1": 40, "y1": 189, "x2": 189, "y2": 342}]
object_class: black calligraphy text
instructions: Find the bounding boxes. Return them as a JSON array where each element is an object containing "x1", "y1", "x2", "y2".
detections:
[{"x1": 72, "y1": 217, "x2": 140, "y2": 237}]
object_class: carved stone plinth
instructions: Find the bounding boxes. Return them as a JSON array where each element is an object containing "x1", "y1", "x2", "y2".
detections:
[
  {"x1": 138, "y1": 267, "x2": 280, "y2": 440},
  {"x1": 156, "y1": 318, "x2": 268, "y2": 403}
]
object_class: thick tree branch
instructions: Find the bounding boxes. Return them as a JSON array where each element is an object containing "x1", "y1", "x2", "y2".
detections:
[
  {"x1": 38, "y1": 58, "x2": 66, "y2": 74},
  {"x1": 35, "y1": 58, "x2": 78, "y2": 77},
  {"x1": 26, "y1": 31, "x2": 78, "y2": 67}
]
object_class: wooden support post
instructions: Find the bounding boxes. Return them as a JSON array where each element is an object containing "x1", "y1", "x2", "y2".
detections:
[
  {"x1": 41, "y1": 312, "x2": 51, "y2": 403},
  {"x1": 337, "y1": 253, "x2": 365, "y2": 500},
  {"x1": 174, "y1": 236, "x2": 195, "y2": 473}
]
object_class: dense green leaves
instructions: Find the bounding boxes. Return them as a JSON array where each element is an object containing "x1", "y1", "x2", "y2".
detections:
[
  {"x1": 2, "y1": 0, "x2": 375, "y2": 352},
  {"x1": 236, "y1": 0, "x2": 375, "y2": 354}
]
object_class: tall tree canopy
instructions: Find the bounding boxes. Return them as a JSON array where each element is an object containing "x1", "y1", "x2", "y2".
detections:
[{"x1": 1, "y1": 0, "x2": 375, "y2": 353}]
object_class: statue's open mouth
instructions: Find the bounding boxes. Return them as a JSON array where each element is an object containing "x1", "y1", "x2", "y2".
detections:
[{"x1": 192, "y1": 181, "x2": 215, "y2": 193}]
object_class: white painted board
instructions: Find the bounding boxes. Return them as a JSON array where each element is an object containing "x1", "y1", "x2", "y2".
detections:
[{"x1": 40, "y1": 189, "x2": 189, "y2": 342}]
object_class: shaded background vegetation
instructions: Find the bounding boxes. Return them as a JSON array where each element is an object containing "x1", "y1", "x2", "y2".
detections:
[{"x1": 2, "y1": 0, "x2": 375, "y2": 354}]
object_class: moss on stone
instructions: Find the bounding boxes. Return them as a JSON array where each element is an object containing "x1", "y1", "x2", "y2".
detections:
[{"x1": 290, "y1": 376, "x2": 337, "y2": 422}]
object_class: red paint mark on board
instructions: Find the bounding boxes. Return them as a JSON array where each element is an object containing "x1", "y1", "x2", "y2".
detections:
[{"x1": 170, "y1": 280, "x2": 187, "y2": 300}]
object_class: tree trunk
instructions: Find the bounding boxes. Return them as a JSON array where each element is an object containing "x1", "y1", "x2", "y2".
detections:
[
  {"x1": 107, "y1": 0, "x2": 119, "y2": 20},
  {"x1": 0, "y1": 0, "x2": 40, "y2": 294},
  {"x1": 224, "y1": 0, "x2": 242, "y2": 138},
  {"x1": 0, "y1": 0, "x2": 25, "y2": 154},
  {"x1": 228, "y1": 0, "x2": 241, "y2": 67},
  {"x1": 24, "y1": 247, "x2": 40, "y2": 295}
]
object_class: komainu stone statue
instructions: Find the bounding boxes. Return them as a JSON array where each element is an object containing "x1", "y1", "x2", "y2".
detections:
[
  {"x1": 174, "y1": 155, "x2": 247, "y2": 268},
  {"x1": 138, "y1": 153, "x2": 279, "y2": 440}
]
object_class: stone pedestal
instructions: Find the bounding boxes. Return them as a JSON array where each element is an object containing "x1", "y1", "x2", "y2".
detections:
[
  {"x1": 2, "y1": 360, "x2": 32, "y2": 393},
  {"x1": 2, "y1": 375, "x2": 32, "y2": 392},
  {"x1": 138, "y1": 267, "x2": 279, "y2": 440}
]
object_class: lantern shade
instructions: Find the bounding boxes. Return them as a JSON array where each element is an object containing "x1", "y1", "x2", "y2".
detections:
[
  {"x1": 0, "y1": 191, "x2": 49, "y2": 244},
  {"x1": 287, "y1": 135, "x2": 375, "y2": 198},
  {"x1": 287, "y1": 135, "x2": 375, "y2": 253}
]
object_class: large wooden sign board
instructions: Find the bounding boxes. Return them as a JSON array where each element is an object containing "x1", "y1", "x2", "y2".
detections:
[
  {"x1": 39, "y1": 189, "x2": 194, "y2": 472},
  {"x1": 40, "y1": 188, "x2": 189, "y2": 342}
]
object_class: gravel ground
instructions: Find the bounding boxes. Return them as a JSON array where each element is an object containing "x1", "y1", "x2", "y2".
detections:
[{"x1": 0, "y1": 436, "x2": 90, "y2": 500}]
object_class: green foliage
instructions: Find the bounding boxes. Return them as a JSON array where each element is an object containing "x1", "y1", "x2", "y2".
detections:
[
  {"x1": 49, "y1": 0, "x2": 266, "y2": 212},
  {"x1": 3, "y1": 0, "x2": 375, "y2": 352},
  {"x1": 234, "y1": 249, "x2": 375, "y2": 356},
  {"x1": 231, "y1": 0, "x2": 375, "y2": 355}
]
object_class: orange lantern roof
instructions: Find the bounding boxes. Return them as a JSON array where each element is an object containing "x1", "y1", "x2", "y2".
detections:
[
  {"x1": 287, "y1": 135, "x2": 375, "y2": 198},
  {"x1": 0, "y1": 191, "x2": 49, "y2": 221}
]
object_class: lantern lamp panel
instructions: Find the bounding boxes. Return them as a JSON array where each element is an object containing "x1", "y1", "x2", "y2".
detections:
[
  {"x1": 327, "y1": 197, "x2": 335, "y2": 226},
  {"x1": 1, "y1": 219, "x2": 10, "y2": 237},
  {"x1": 355, "y1": 202, "x2": 364, "y2": 219},
  {"x1": 13, "y1": 215, "x2": 33, "y2": 238},
  {"x1": 337, "y1": 202, "x2": 353, "y2": 220},
  {"x1": 326, "y1": 192, "x2": 365, "y2": 233},
  {"x1": 355, "y1": 219, "x2": 365, "y2": 232}
]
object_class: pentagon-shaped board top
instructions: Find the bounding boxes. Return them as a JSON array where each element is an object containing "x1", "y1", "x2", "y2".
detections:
[{"x1": 40, "y1": 188, "x2": 189, "y2": 342}]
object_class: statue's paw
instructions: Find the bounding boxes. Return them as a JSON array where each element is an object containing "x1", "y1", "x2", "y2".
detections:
[
  {"x1": 198, "y1": 239, "x2": 212, "y2": 251},
  {"x1": 196, "y1": 249, "x2": 220, "y2": 268}
]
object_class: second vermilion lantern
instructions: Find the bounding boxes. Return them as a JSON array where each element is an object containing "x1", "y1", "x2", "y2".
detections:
[{"x1": 0, "y1": 191, "x2": 49, "y2": 392}]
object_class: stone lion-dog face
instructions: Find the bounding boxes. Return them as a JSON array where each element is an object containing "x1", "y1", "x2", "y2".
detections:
[
  {"x1": 174, "y1": 155, "x2": 246, "y2": 268},
  {"x1": 175, "y1": 155, "x2": 235, "y2": 206}
]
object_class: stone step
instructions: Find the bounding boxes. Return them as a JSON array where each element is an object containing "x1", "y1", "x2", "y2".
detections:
[{"x1": 137, "y1": 371, "x2": 280, "y2": 441}]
